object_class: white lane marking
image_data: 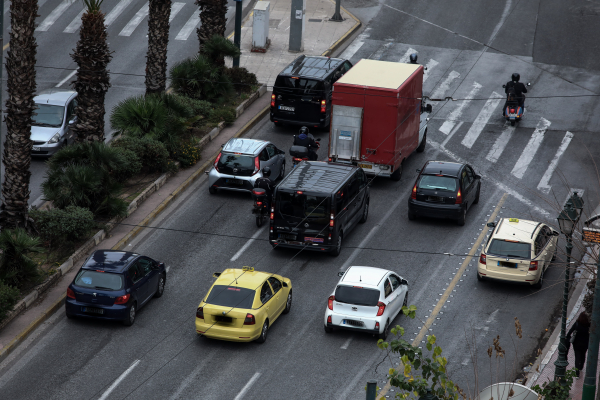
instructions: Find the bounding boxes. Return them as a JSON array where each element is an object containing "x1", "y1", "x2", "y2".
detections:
[
  {"x1": 175, "y1": 13, "x2": 200, "y2": 40},
  {"x1": 56, "y1": 69, "x2": 78, "y2": 88},
  {"x1": 431, "y1": 70, "x2": 460, "y2": 99},
  {"x1": 439, "y1": 81, "x2": 482, "y2": 134},
  {"x1": 537, "y1": 131, "x2": 574, "y2": 194},
  {"x1": 168, "y1": 350, "x2": 217, "y2": 400},
  {"x1": 422, "y1": 59, "x2": 439, "y2": 83},
  {"x1": 98, "y1": 360, "x2": 141, "y2": 400},
  {"x1": 230, "y1": 227, "x2": 266, "y2": 261},
  {"x1": 511, "y1": 117, "x2": 551, "y2": 179},
  {"x1": 369, "y1": 41, "x2": 393, "y2": 60},
  {"x1": 64, "y1": 9, "x2": 85, "y2": 33},
  {"x1": 341, "y1": 337, "x2": 353, "y2": 349},
  {"x1": 234, "y1": 372, "x2": 261, "y2": 400},
  {"x1": 486, "y1": 123, "x2": 515, "y2": 163},
  {"x1": 398, "y1": 47, "x2": 417, "y2": 63},
  {"x1": 339, "y1": 29, "x2": 371, "y2": 60},
  {"x1": 105, "y1": 0, "x2": 135, "y2": 26},
  {"x1": 488, "y1": 0, "x2": 512, "y2": 45},
  {"x1": 169, "y1": 2, "x2": 185, "y2": 22},
  {"x1": 441, "y1": 121, "x2": 463, "y2": 147},
  {"x1": 119, "y1": 2, "x2": 150, "y2": 37},
  {"x1": 36, "y1": 0, "x2": 77, "y2": 31},
  {"x1": 166, "y1": 265, "x2": 170, "y2": 273},
  {"x1": 461, "y1": 92, "x2": 502, "y2": 148}
]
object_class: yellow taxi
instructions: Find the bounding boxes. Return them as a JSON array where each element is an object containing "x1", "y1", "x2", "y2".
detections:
[
  {"x1": 195, "y1": 267, "x2": 292, "y2": 343},
  {"x1": 477, "y1": 218, "x2": 558, "y2": 288}
]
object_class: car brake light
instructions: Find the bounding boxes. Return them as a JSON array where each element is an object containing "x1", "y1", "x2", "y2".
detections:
[
  {"x1": 330, "y1": 213, "x2": 334, "y2": 227},
  {"x1": 529, "y1": 261, "x2": 538, "y2": 271},
  {"x1": 411, "y1": 183, "x2": 417, "y2": 200},
  {"x1": 256, "y1": 201, "x2": 262, "y2": 206},
  {"x1": 376, "y1": 301, "x2": 386, "y2": 316},
  {"x1": 253, "y1": 156, "x2": 260, "y2": 175},
  {"x1": 479, "y1": 253, "x2": 486, "y2": 265},
  {"x1": 328, "y1": 295, "x2": 334, "y2": 310},
  {"x1": 214, "y1": 152, "x2": 222, "y2": 172},
  {"x1": 455, "y1": 190, "x2": 462, "y2": 204},
  {"x1": 320, "y1": 100, "x2": 326, "y2": 113},
  {"x1": 67, "y1": 287, "x2": 75, "y2": 299},
  {"x1": 244, "y1": 313, "x2": 256, "y2": 325},
  {"x1": 271, "y1": 94, "x2": 275, "y2": 108},
  {"x1": 196, "y1": 306, "x2": 204, "y2": 319},
  {"x1": 114, "y1": 293, "x2": 130, "y2": 305},
  {"x1": 270, "y1": 212, "x2": 274, "y2": 220}
]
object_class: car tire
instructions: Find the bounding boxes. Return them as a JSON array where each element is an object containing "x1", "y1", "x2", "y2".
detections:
[
  {"x1": 330, "y1": 233, "x2": 343, "y2": 257},
  {"x1": 457, "y1": 208, "x2": 466, "y2": 226},
  {"x1": 274, "y1": 121, "x2": 283, "y2": 127},
  {"x1": 256, "y1": 320, "x2": 269, "y2": 343},
  {"x1": 477, "y1": 272, "x2": 484, "y2": 281},
  {"x1": 209, "y1": 186, "x2": 217, "y2": 195},
  {"x1": 534, "y1": 269, "x2": 544, "y2": 289},
  {"x1": 154, "y1": 274, "x2": 165, "y2": 298},
  {"x1": 378, "y1": 320, "x2": 389, "y2": 340},
  {"x1": 551, "y1": 248, "x2": 557, "y2": 262},
  {"x1": 66, "y1": 312, "x2": 75, "y2": 320},
  {"x1": 416, "y1": 129, "x2": 427, "y2": 153},
  {"x1": 279, "y1": 162, "x2": 286, "y2": 180},
  {"x1": 123, "y1": 302, "x2": 137, "y2": 327},
  {"x1": 359, "y1": 199, "x2": 369, "y2": 223},
  {"x1": 408, "y1": 211, "x2": 416, "y2": 221},
  {"x1": 283, "y1": 290, "x2": 292, "y2": 314},
  {"x1": 324, "y1": 325, "x2": 333, "y2": 333},
  {"x1": 402, "y1": 292, "x2": 408, "y2": 309},
  {"x1": 511, "y1": 120, "x2": 515, "y2": 127},
  {"x1": 391, "y1": 164, "x2": 403, "y2": 181},
  {"x1": 473, "y1": 184, "x2": 481, "y2": 204}
]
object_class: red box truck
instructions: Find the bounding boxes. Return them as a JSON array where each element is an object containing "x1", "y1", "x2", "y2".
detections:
[{"x1": 328, "y1": 59, "x2": 431, "y2": 180}]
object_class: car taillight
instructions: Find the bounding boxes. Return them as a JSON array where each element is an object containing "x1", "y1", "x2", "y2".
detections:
[
  {"x1": 271, "y1": 94, "x2": 275, "y2": 108},
  {"x1": 330, "y1": 213, "x2": 334, "y2": 227},
  {"x1": 244, "y1": 313, "x2": 256, "y2": 325},
  {"x1": 196, "y1": 306, "x2": 204, "y2": 319},
  {"x1": 256, "y1": 201, "x2": 262, "y2": 206},
  {"x1": 214, "y1": 152, "x2": 222, "y2": 172},
  {"x1": 327, "y1": 315, "x2": 332, "y2": 324},
  {"x1": 479, "y1": 253, "x2": 486, "y2": 265},
  {"x1": 455, "y1": 190, "x2": 462, "y2": 204},
  {"x1": 67, "y1": 287, "x2": 75, "y2": 299},
  {"x1": 320, "y1": 100, "x2": 326, "y2": 113},
  {"x1": 376, "y1": 301, "x2": 386, "y2": 316},
  {"x1": 253, "y1": 156, "x2": 260, "y2": 175},
  {"x1": 114, "y1": 294, "x2": 130, "y2": 305},
  {"x1": 529, "y1": 261, "x2": 538, "y2": 271},
  {"x1": 270, "y1": 212, "x2": 274, "y2": 220},
  {"x1": 510, "y1": 108, "x2": 515, "y2": 113},
  {"x1": 411, "y1": 183, "x2": 417, "y2": 200},
  {"x1": 328, "y1": 295, "x2": 334, "y2": 310}
]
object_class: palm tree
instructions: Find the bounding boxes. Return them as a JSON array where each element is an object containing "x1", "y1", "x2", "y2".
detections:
[
  {"x1": 71, "y1": 0, "x2": 112, "y2": 143},
  {"x1": 201, "y1": 34, "x2": 240, "y2": 69},
  {"x1": 145, "y1": 0, "x2": 172, "y2": 95},
  {"x1": 196, "y1": 0, "x2": 227, "y2": 52},
  {"x1": 1, "y1": 0, "x2": 38, "y2": 230}
]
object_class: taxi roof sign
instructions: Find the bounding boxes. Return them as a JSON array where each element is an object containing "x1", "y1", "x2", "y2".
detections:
[
  {"x1": 242, "y1": 266, "x2": 254, "y2": 272},
  {"x1": 509, "y1": 218, "x2": 519, "y2": 223},
  {"x1": 583, "y1": 227, "x2": 600, "y2": 244}
]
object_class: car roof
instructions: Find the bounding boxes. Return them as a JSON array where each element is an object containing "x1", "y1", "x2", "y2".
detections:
[
  {"x1": 277, "y1": 161, "x2": 357, "y2": 194},
  {"x1": 492, "y1": 218, "x2": 542, "y2": 242},
  {"x1": 278, "y1": 55, "x2": 346, "y2": 80},
  {"x1": 82, "y1": 250, "x2": 139, "y2": 273},
  {"x1": 340, "y1": 266, "x2": 389, "y2": 288},
  {"x1": 34, "y1": 90, "x2": 76, "y2": 106},
  {"x1": 214, "y1": 268, "x2": 273, "y2": 289},
  {"x1": 222, "y1": 138, "x2": 267, "y2": 155},
  {"x1": 422, "y1": 161, "x2": 464, "y2": 177}
]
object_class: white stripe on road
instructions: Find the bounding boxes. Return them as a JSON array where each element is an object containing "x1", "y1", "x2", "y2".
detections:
[
  {"x1": 168, "y1": 350, "x2": 217, "y2": 400},
  {"x1": 422, "y1": 59, "x2": 439, "y2": 83},
  {"x1": 441, "y1": 121, "x2": 463, "y2": 147},
  {"x1": 486, "y1": 123, "x2": 515, "y2": 163},
  {"x1": 461, "y1": 92, "x2": 502, "y2": 148},
  {"x1": 537, "y1": 131, "x2": 574, "y2": 194},
  {"x1": 119, "y1": 2, "x2": 149, "y2": 37},
  {"x1": 105, "y1": 0, "x2": 135, "y2": 26},
  {"x1": 169, "y1": 2, "x2": 185, "y2": 22},
  {"x1": 339, "y1": 29, "x2": 370, "y2": 60},
  {"x1": 341, "y1": 337, "x2": 353, "y2": 349},
  {"x1": 175, "y1": 13, "x2": 200, "y2": 40},
  {"x1": 64, "y1": 9, "x2": 85, "y2": 33},
  {"x1": 36, "y1": 0, "x2": 77, "y2": 31},
  {"x1": 511, "y1": 117, "x2": 551, "y2": 179},
  {"x1": 369, "y1": 42, "x2": 393, "y2": 60},
  {"x1": 398, "y1": 48, "x2": 417, "y2": 63},
  {"x1": 231, "y1": 227, "x2": 266, "y2": 261},
  {"x1": 56, "y1": 69, "x2": 78, "y2": 88},
  {"x1": 98, "y1": 360, "x2": 140, "y2": 400},
  {"x1": 234, "y1": 372, "x2": 261, "y2": 400},
  {"x1": 431, "y1": 70, "x2": 460, "y2": 99},
  {"x1": 439, "y1": 81, "x2": 482, "y2": 134}
]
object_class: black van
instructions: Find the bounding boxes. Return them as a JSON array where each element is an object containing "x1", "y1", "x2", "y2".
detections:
[
  {"x1": 270, "y1": 55, "x2": 352, "y2": 129},
  {"x1": 269, "y1": 161, "x2": 369, "y2": 256}
]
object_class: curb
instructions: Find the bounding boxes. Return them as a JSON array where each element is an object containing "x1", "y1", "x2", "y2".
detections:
[{"x1": 321, "y1": 1, "x2": 362, "y2": 57}]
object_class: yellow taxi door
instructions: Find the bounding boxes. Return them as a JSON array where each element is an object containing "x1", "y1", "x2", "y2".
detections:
[
  {"x1": 267, "y1": 277, "x2": 285, "y2": 318},
  {"x1": 259, "y1": 281, "x2": 278, "y2": 323}
]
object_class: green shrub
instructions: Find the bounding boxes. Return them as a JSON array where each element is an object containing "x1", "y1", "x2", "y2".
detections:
[
  {"x1": 208, "y1": 107, "x2": 236, "y2": 125},
  {"x1": 110, "y1": 95, "x2": 168, "y2": 138},
  {"x1": 200, "y1": 34, "x2": 241, "y2": 68},
  {"x1": 173, "y1": 143, "x2": 201, "y2": 168},
  {"x1": 225, "y1": 67, "x2": 258, "y2": 93},
  {"x1": 112, "y1": 148, "x2": 143, "y2": 182},
  {"x1": 0, "y1": 229, "x2": 43, "y2": 288},
  {"x1": 111, "y1": 136, "x2": 170, "y2": 173},
  {"x1": 0, "y1": 281, "x2": 20, "y2": 322},
  {"x1": 31, "y1": 206, "x2": 96, "y2": 246},
  {"x1": 177, "y1": 97, "x2": 213, "y2": 121},
  {"x1": 169, "y1": 55, "x2": 234, "y2": 101}
]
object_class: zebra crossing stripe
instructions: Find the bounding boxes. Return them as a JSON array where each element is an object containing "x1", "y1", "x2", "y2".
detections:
[
  {"x1": 170, "y1": 3, "x2": 186, "y2": 23},
  {"x1": 439, "y1": 81, "x2": 482, "y2": 135},
  {"x1": 511, "y1": 117, "x2": 551, "y2": 179},
  {"x1": 537, "y1": 131, "x2": 574, "y2": 194},
  {"x1": 175, "y1": 12, "x2": 200, "y2": 41},
  {"x1": 105, "y1": 0, "x2": 135, "y2": 27},
  {"x1": 36, "y1": 0, "x2": 77, "y2": 32},
  {"x1": 369, "y1": 42, "x2": 394, "y2": 60},
  {"x1": 339, "y1": 30, "x2": 370, "y2": 60},
  {"x1": 119, "y1": 2, "x2": 150, "y2": 36},
  {"x1": 486, "y1": 123, "x2": 515, "y2": 163},
  {"x1": 422, "y1": 59, "x2": 439, "y2": 83},
  {"x1": 64, "y1": 9, "x2": 85, "y2": 33},
  {"x1": 431, "y1": 70, "x2": 459, "y2": 99},
  {"x1": 398, "y1": 48, "x2": 417, "y2": 63},
  {"x1": 461, "y1": 92, "x2": 502, "y2": 148}
]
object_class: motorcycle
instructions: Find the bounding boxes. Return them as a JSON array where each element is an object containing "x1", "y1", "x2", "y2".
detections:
[
  {"x1": 289, "y1": 137, "x2": 321, "y2": 167},
  {"x1": 251, "y1": 188, "x2": 269, "y2": 227},
  {"x1": 502, "y1": 82, "x2": 530, "y2": 126}
]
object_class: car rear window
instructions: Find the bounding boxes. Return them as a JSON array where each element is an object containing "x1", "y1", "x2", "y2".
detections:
[
  {"x1": 277, "y1": 192, "x2": 329, "y2": 219},
  {"x1": 74, "y1": 270, "x2": 123, "y2": 290},
  {"x1": 217, "y1": 153, "x2": 255, "y2": 174},
  {"x1": 275, "y1": 76, "x2": 325, "y2": 95},
  {"x1": 205, "y1": 285, "x2": 255, "y2": 309},
  {"x1": 487, "y1": 239, "x2": 531, "y2": 259},
  {"x1": 418, "y1": 175, "x2": 458, "y2": 191},
  {"x1": 334, "y1": 285, "x2": 380, "y2": 306}
]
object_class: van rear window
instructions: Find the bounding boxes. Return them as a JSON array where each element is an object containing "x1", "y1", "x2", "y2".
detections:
[
  {"x1": 275, "y1": 76, "x2": 325, "y2": 95},
  {"x1": 277, "y1": 192, "x2": 329, "y2": 219},
  {"x1": 335, "y1": 285, "x2": 379, "y2": 306}
]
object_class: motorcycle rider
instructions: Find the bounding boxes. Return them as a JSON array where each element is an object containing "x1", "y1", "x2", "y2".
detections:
[
  {"x1": 504, "y1": 73, "x2": 527, "y2": 115},
  {"x1": 253, "y1": 167, "x2": 275, "y2": 211},
  {"x1": 293, "y1": 126, "x2": 319, "y2": 161},
  {"x1": 409, "y1": 53, "x2": 418, "y2": 64}
]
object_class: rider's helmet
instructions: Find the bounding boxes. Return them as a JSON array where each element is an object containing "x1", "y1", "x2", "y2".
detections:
[
  {"x1": 261, "y1": 167, "x2": 271, "y2": 178},
  {"x1": 409, "y1": 53, "x2": 418, "y2": 64},
  {"x1": 511, "y1": 73, "x2": 520, "y2": 82},
  {"x1": 299, "y1": 126, "x2": 310, "y2": 135}
]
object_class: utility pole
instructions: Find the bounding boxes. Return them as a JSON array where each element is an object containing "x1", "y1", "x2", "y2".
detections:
[
  {"x1": 330, "y1": 0, "x2": 343, "y2": 21},
  {"x1": 233, "y1": 0, "x2": 242, "y2": 67},
  {"x1": 1, "y1": 0, "x2": 4, "y2": 202},
  {"x1": 583, "y1": 259, "x2": 600, "y2": 399}
]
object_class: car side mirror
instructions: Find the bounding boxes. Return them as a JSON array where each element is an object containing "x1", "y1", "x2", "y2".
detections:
[
  {"x1": 282, "y1": 281, "x2": 288, "y2": 287},
  {"x1": 424, "y1": 104, "x2": 432, "y2": 113},
  {"x1": 213, "y1": 272, "x2": 221, "y2": 278},
  {"x1": 69, "y1": 119, "x2": 76, "y2": 125},
  {"x1": 475, "y1": 174, "x2": 481, "y2": 179},
  {"x1": 416, "y1": 169, "x2": 421, "y2": 173},
  {"x1": 527, "y1": 82, "x2": 531, "y2": 86},
  {"x1": 502, "y1": 84, "x2": 506, "y2": 88},
  {"x1": 337, "y1": 271, "x2": 344, "y2": 277},
  {"x1": 486, "y1": 222, "x2": 496, "y2": 228},
  {"x1": 553, "y1": 230, "x2": 560, "y2": 236},
  {"x1": 400, "y1": 279, "x2": 408, "y2": 285}
]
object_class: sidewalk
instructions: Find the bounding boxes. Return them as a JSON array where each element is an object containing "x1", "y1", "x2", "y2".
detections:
[{"x1": 0, "y1": 0, "x2": 360, "y2": 364}]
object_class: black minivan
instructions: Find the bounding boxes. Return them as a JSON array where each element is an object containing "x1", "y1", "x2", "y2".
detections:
[
  {"x1": 270, "y1": 55, "x2": 352, "y2": 129},
  {"x1": 269, "y1": 161, "x2": 369, "y2": 256}
]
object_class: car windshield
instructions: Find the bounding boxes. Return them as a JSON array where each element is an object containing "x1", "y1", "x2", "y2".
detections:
[
  {"x1": 275, "y1": 76, "x2": 325, "y2": 95},
  {"x1": 74, "y1": 270, "x2": 123, "y2": 290},
  {"x1": 277, "y1": 192, "x2": 329, "y2": 219},
  {"x1": 418, "y1": 175, "x2": 458, "y2": 191},
  {"x1": 205, "y1": 285, "x2": 255, "y2": 309},
  {"x1": 487, "y1": 239, "x2": 531, "y2": 259},
  {"x1": 217, "y1": 153, "x2": 255, "y2": 173},
  {"x1": 334, "y1": 285, "x2": 380, "y2": 307},
  {"x1": 32, "y1": 104, "x2": 64, "y2": 127}
]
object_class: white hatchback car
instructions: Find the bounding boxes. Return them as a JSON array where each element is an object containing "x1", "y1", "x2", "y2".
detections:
[{"x1": 324, "y1": 266, "x2": 408, "y2": 340}]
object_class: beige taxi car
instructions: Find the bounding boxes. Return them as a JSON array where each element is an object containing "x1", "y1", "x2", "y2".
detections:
[{"x1": 477, "y1": 218, "x2": 559, "y2": 288}]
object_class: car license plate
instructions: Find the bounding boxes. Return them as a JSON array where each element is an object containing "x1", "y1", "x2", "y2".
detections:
[
  {"x1": 214, "y1": 315, "x2": 233, "y2": 323},
  {"x1": 279, "y1": 105, "x2": 294, "y2": 112},
  {"x1": 427, "y1": 196, "x2": 443, "y2": 202},
  {"x1": 279, "y1": 233, "x2": 297, "y2": 240},
  {"x1": 32, "y1": 146, "x2": 40, "y2": 151},
  {"x1": 498, "y1": 261, "x2": 517, "y2": 268},
  {"x1": 82, "y1": 307, "x2": 104, "y2": 314},
  {"x1": 305, "y1": 237, "x2": 324, "y2": 243},
  {"x1": 226, "y1": 178, "x2": 243, "y2": 185},
  {"x1": 358, "y1": 163, "x2": 372, "y2": 169}
]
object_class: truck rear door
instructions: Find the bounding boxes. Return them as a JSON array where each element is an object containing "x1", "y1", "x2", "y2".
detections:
[{"x1": 329, "y1": 105, "x2": 363, "y2": 162}]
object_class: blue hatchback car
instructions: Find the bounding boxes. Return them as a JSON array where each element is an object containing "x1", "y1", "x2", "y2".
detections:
[{"x1": 65, "y1": 250, "x2": 166, "y2": 326}]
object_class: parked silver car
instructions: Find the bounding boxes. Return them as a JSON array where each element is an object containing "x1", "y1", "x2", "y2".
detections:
[
  {"x1": 208, "y1": 138, "x2": 286, "y2": 194},
  {"x1": 31, "y1": 90, "x2": 78, "y2": 157}
]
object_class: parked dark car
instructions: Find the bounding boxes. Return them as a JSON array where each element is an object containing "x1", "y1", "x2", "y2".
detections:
[
  {"x1": 65, "y1": 250, "x2": 166, "y2": 326},
  {"x1": 270, "y1": 55, "x2": 352, "y2": 129},
  {"x1": 270, "y1": 161, "x2": 369, "y2": 256},
  {"x1": 407, "y1": 161, "x2": 481, "y2": 226}
]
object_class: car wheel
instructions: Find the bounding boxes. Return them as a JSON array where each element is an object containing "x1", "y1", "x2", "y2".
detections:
[
  {"x1": 256, "y1": 320, "x2": 269, "y2": 343},
  {"x1": 123, "y1": 302, "x2": 136, "y2": 326},
  {"x1": 66, "y1": 312, "x2": 75, "y2": 319},
  {"x1": 408, "y1": 211, "x2": 417, "y2": 221},
  {"x1": 324, "y1": 325, "x2": 333, "y2": 333},
  {"x1": 402, "y1": 292, "x2": 408, "y2": 309},
  {"x1": 477, "y1": 272, "x2": 484, "y2": 281},
  {"x1": 473, "y1": 184, "x2": 481, "y2": 204},
  {"x1": 457, "y1": 208, "x2": 466, "y2": 226},
  {"x1": 330, "y1": 233, "x2": 343, "y2": 257},
  {"x1": 154, "y1": 274, "x2": 165, "y2": 298},
  {"x1": 283, "y1": 290, "x2": 292, "y2": 314},
  {"x1": 378, "y1": 320, "x2": 389, "y2": 340},
  {"x1": 534, "y1": 269, "x2": 544, "y2": 289},
  {"x1": 511, "y1": 120, "x2": 515, "y2": 126},
  {"x1": 279, "y1": 162, "x2": 286, "y2": 180},
  {"x1": 359, "y1": 199, "x2": 369, "y2": 223},
  {"x1": 551, "y1": 248, "x2": 557, "y2": 262},
  {"x1": 209, "y1": 186, "x2": 217, "y2": 195},
  {"x1": 416, "y1": 129, "x2": 427, "y2": 153},
  {"x1": 274, "y1": 121, "x2": 283, "y2": 127},
  {"x1": 391, "y1": 164, "x2": 403, "y2": 181}
]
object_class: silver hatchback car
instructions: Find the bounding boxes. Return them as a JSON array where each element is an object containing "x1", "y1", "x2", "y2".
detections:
[
  {"x1": 208, "y1": 138, "x2": 286, "y2": 194},
  {"x1": 31, "y1": 90, "x2": 78, "y2": 157}
]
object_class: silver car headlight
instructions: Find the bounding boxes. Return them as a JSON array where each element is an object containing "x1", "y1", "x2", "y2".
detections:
[{"x1": 47, "y1": 132, "x2": 61, "y2": 144}]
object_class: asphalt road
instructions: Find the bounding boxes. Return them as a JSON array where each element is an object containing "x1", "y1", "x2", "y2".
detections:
[{"x1": 1, "y1": 0, "x2": 600, "y2": 399}]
